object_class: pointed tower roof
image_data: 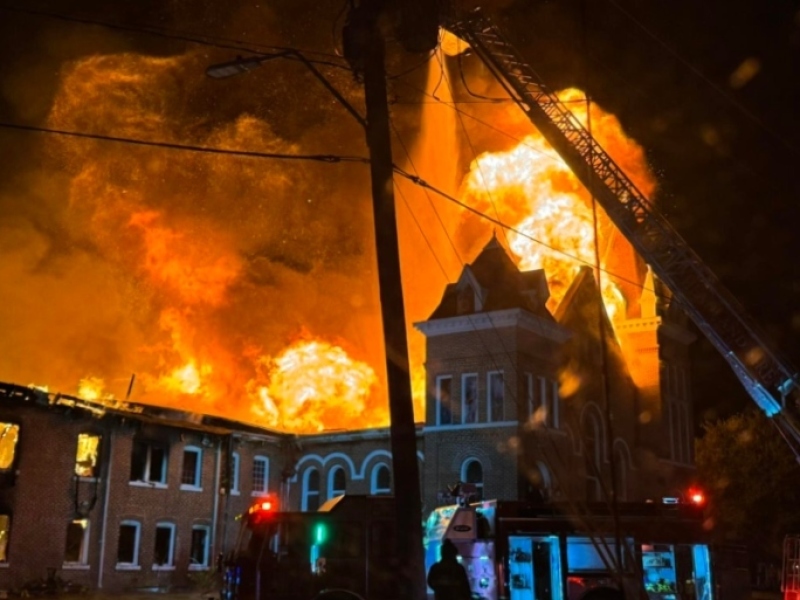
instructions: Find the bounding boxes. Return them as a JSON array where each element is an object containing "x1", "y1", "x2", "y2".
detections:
[{"x1": 427, "y1": 235, "x2": 552, "y2": 320}]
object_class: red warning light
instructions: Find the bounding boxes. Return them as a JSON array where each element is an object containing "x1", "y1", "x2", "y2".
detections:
[
  {"x1": 246, "y1": 495, "x2": 279, "y2": 524},
  {"x1": 688, "y1": 488, "x2": 706, "y2": 506}
]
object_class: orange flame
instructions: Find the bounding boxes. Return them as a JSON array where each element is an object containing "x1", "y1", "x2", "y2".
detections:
[
  {"x1": 248, "y1": 339, "x2": 379, "y2": 433},
  {"x1": 460, "y1": 89, "x2": 655, "y2": 321}
]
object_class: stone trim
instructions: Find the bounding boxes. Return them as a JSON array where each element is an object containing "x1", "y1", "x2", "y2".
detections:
[{"x1": 414, "y1": 308, "x2": 571, "y2": 342}]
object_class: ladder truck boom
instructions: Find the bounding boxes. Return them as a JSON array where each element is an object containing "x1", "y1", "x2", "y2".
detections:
[{"x1": 444, "y1": 11, "x2": 800, "y2": 457}]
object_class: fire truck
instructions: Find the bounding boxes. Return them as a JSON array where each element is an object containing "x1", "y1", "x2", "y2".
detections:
[{"x1": 222, "y1": 494, "x2": 749, "y2": 600}]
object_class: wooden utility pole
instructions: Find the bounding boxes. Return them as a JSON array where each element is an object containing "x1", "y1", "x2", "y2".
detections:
[{"x1": 344, "y1": 1, "x2": 433, "y2": 598}]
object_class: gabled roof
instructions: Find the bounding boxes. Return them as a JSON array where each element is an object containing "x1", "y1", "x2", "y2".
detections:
[{"x1": 428, "y1": 234, "x2": 553, "y2": 321}]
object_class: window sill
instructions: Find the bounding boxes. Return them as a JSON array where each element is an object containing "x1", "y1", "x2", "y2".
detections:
[
  {"x1": 76, "y1": 476, "x2": 100, "y2": 483},
  {"x1": 152, "y1": 565, "x2": 176, "y2": 571},
  {"x1": 62, "y1": 563, "x2": 90, "y2": 571},
  {"x1": 180, "y1": 484, "x2": 203, "y2": 492},
  {"x1": 129, "y1": 481, "x2": 168, "y2": 489},
  {"x1": 0, "y1": 563, "x2": 9, "y2": 569},
  {"x1": 188, "y1": 564, "x2": 210, "y2": 572},
  {"x1": 250, "y1": 490, "x2": 269, "y2": 497},
  {"x1": 230, "y1": 490, "x2": 240, "y2": 496},
  {"x1": 116, "y1": 564, "x2": 142, "y2": 571}
]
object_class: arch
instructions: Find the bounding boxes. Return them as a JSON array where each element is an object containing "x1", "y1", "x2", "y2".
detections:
[
  {"x1": 370, "y1": 463, "x2": 391, "y2": 495},
  {"x1": 612, "y1": 440, "x2": 633, "y2": 501},
  {"x1": 580, "y1": 403, "x2": 606, "y2": 465},
  {"x1": 580, "y1": 405, "x2": 604, "y2": 502},
  {"x1": 358, "y1": 449, "x2": 393, "y2": 479},
  {"x1": 290, "y1": 452, "x2": 358, "y2": 482},
  {"x1": 523, "y1": 460, "x2": 553, "y2": 502},
  {"x1": 301, "y1": 467, "x2": 321, "y2": 511},
  {"x1": 327, "y1": 465, "x2": 347, "y2": 500},
  {"x1": 460, "y1": 458, "x2": 484, "y2": 501}
]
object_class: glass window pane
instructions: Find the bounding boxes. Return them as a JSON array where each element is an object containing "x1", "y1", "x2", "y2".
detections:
[
  {"x1": 0, "y1": 424, "x2": 20, "y2": 471},
  {"x1": 118, "y1": 524, "x2": 137, "y2": 564},
  {"x1": 75, "y1": 434, "x2": 101, "y2": 478}
]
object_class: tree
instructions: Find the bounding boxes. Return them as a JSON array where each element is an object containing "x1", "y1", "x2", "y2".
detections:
[{"x1": 695, "y1": 409, "x2": 800, "y2": 562}]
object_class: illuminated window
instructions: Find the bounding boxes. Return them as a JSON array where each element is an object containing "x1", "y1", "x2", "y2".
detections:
[
  {"x1": 230, "y1": 452, "x2": 240, "y2": 494},
  {"x1": 252, "y1": 456, "x2": 269, "y2": 495},
  {"x1": 189, "y1": 525, "x2": 210, "y2": 569},
  {"x1": 327, "y1": 466, "x2": 346, "y2": 500},
  {"x1": 0, "y1": 515, "x2": 10, "y2": 563},
  {"x1": 75, "y1": 434, "x2": 101, "y2": 478},
  {"x1": 487, "y1": 371, "x2": 504, "y2": 422},
  {"x1": 129, "y1": 440, "x2": 168, "y2": 485},
  {"x1": 461, "y1": 374, "x2": 478, "y2": 424},
  {"x1": 181, "y1": 446, "x2": 202, "y2": 489},
  {"x1": 153, "y1": 522, "x2": 176, "y2": 568},
  {"x1": 302, "y1": 468, "x2": 321, "y2": 511},
  {"x1": 0, "y1": 423, "x2": 20, "y2": 471},
  {"x1": 436, "y1": 375, "x2": 453, "y2": 425},
  {"x1": 117, "y1": 520, "x2": 141, "y2": 567},
  {"x1": 64, "y1": 519, "x2": 90, "y2": 565},
  {"x1": 461, "y1": 458, "x2": 484, "y2": 501},
  {"x1": 371, "y1": 464, "x2": 391, "y2": 495}
]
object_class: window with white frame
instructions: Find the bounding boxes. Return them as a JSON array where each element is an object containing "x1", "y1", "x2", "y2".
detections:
[
  {"x1": 252, "y1": 456, "x2": 269, "y2": 496},
  {"x1": 461, "y1": 374, "x2": 478, "y2": 424},
  {"x1": 461, "y1": 458, "x2": 484, "y2": 501},
  {"x1": 181, "y1": 446, "x2": 202, "y2": 489},
  {"x1": 436, "y1": 375, "x2": 453, "y2": 425},
  {"x1": 487, "y1": 371, "x2": 504, "y2": 422},
  {"x1": 371, "y1": 464, "x2": 391, "y2": 495},
  {"x1": 302, "y1": 468, "x2": 321, "y2": 511},
  {"x1": 129, "y1": 440, "x2": 168, "y2": 485},
  {"x1": 328, "y1": 466, "x2": 346, "y2": 500},
  {"x1": 153, "y1": 522, "x2": 176, "y2": 568},
  {"x1": 63, "y1": 519, "x2": 90, "y2": 566},
  {"x1": 230, "y1": 452, "x2": 240, "y2": 495},
  {"x1": 189, "y1": 524, "x2": 210, "y2": 569},
  {"x1": 116, "y1": 520, "x2": 141, "y2": 568}
]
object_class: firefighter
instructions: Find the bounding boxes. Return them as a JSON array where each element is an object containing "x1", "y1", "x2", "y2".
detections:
[{"x1": 427, "y1": 539, "x2": 472, "y2": 600}]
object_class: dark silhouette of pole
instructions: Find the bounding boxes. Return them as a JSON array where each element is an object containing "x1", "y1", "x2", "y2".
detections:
[{"x1": 350, "y1": 3, "x2": 427, "y2": 598}]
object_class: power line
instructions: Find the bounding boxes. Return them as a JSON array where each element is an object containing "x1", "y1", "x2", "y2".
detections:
[
  {"x1": 0, "y1": 121, "x2": 370, "y2": 164},
  {"x1": 392, "y1": 165, "x2": 656, "y2": 297},
  {"x1": 0, "y1": 4, "x2": 352, "y2": 72}
]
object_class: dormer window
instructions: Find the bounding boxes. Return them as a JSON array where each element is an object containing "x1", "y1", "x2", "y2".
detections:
[{"x1": 457, "y1": 286, "x2": 475, "y2": 314}]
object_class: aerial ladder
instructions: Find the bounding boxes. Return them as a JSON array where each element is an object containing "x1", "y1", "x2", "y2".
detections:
[{"x1": 443, "y1": 11, "x2": 800, "y2": 459}]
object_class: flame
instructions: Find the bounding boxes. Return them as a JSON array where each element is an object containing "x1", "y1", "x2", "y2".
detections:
[
  {"x1": 2, "y1": 44, "x2": 656, "y2": 436},
  {"x1": 78, "y1": 376, "x2": 107, "y2": 401},
  {"x1": 248, "y1": 339, "x2": 379, "y2": 433},
  {"x1": 460, "y1": 88, "x2": 655, "y2": 321}
]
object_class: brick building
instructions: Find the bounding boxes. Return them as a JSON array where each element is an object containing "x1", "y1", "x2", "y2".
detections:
[{"x1": 0, "y1": 237, "x2": 696, "y2": 592}]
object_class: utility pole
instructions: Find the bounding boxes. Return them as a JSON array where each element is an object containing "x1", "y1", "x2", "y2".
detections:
[{"x1": 343, "y1": 1, "x2": 437, "y2": 598}]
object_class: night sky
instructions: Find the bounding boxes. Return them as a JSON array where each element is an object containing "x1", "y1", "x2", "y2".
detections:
[{"x1": 0, "y1": 0, "x2": 797, "y2": 428}]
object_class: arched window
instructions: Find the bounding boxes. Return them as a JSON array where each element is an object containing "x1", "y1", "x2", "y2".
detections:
[
  {"x1": 582, "y1": 411, "x2": 602, "y2": 501},
  {"x1": 302, "y1": 468, "x2": 321, "y2": 511},
  {"x1": 613, "y1": 447, "x2": 628, "y2": 501},
  {"x1": 461, "y1": 458, "x2": 484, "y2": 501},
  {"x1": 230, "y1": 452, "x2": 240, "y2": 495},
  {"x1": 328, "y1": 466, "x2": 347, "y2": 500},
  {"x1": 371, "y1": 464, "x2": 391, "y2": 495},
  {"x1": 525, "y1": 461, "x2": 552, "y2": 502},
  {"x1": 252, "y1": 456, "x2": 269, "y2": 496}
]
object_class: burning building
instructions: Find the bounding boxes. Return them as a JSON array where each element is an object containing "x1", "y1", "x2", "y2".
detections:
[
  {"x1": 0, "y1": 26, "x2": 699, "y2": 593},
  {"x1": 0, "y1": 230, "x2": 696, "y2": 592}
]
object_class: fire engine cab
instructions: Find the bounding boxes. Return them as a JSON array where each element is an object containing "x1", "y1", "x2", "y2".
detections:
[{"x1": 222, "y1": 495, "x2": 748, "y2": 600}]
